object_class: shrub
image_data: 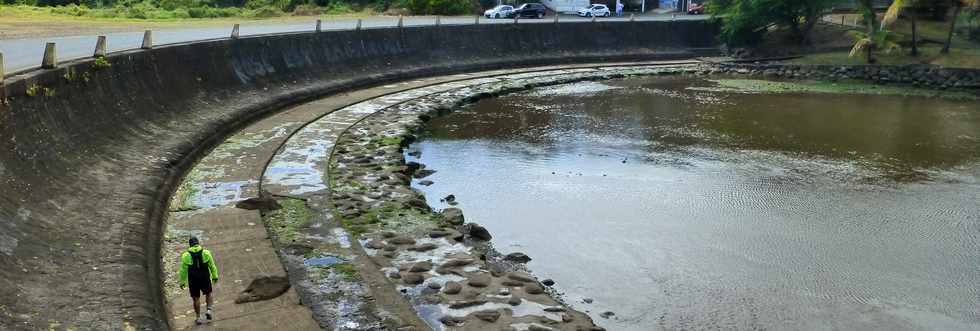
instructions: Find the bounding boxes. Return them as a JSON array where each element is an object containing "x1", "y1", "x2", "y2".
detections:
[
  {"x1": 249, "y1": 5, "x2": 283, "y2": 17},
  {"x1": 291, "y1": 3, "x2": 322, "y2": 15},
  {"x1": 49, "y1": 4, "x2": 90, "y2": 16}
]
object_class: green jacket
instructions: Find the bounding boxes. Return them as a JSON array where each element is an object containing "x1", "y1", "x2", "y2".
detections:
[{"x1": 179, "y1": 245, "x2": 219, "y2": 287}]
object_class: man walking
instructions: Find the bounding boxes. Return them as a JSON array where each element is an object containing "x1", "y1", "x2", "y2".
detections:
[
  {"x1": 616, "y1": 0, "x2": 624, "y2": 17},
  {"x1": 179, "y1": 237, "x2": 219, "y2": 325}
]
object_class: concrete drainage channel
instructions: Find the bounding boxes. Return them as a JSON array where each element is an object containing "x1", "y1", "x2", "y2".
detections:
[{"x1": 164, "y1": 61, "x2": 702, "y2": 330}]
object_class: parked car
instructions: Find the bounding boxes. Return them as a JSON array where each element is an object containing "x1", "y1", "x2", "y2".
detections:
[
  {"x1": 510, "y1": 3, "x2": 548, "y2": 19},
  {"x1": 577, "y1": 4, "x2": 611, "y2": 17},
  {"x1": 688, "y1": 2, "x2": 705, "y2": 14},
  {"x1": 484, "y1": 5, "x2": 515, "y2": 18}
]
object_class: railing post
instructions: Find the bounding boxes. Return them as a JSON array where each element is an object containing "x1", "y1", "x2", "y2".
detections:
[
  {"x1": 475, "y1": 15, "x2": 480, "y2": 25},
  {"x1": 514, "y1": 15, "x2": 519, "y2": 24},
  {"x1": 554, "y1": 13, "x2": 559, "y2": 23},
  {"x1": 629, "y1": 13, "x2": 634, "y2": 22},
  {"x1": 316, "y1": 19, "x2": 322, "y2": 32},
  {"x1": 231, "y1": 24, "x2": 240, "y2": 39},
  {"x1": 42, "y1": 42, "x2": 57, "y2": 69},
  {"x1": 356, "y1": 18, "x2": 362, "y2": 30},
  {"x1": 435, "y1": 16, "x2": 441, "y2": 26},
  {"x1": 591, "y1": 15, "x2": 596, "y2": 23},
  {"x1": 398, "y1": 15, "x2": 403, "y2": 28},
  {"x1": 0, "y1": 52, "x2": 5, "y2": 83},
  {"x1": 94, "y1": 36, "x2": 107, "y2": 57},
  {"x1": 141, "y1": 30, "x2": 153, "y2": 49}
]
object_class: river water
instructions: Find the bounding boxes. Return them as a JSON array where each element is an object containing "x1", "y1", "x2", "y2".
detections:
[{"x1": 409, "y1": 76, "x2": 980, "y2": 330}]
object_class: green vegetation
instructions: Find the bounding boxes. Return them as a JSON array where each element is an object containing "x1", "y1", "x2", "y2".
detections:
[
  {"x1": 264, "y1": 197, "x2": 314, "y2": 243},
  {"x1": 24, "y1": 83, "x2": 54, "y2": 97},
  {"x1": 93, "y1": 56, "x2": 111, "y2": 69},
  {"x1": 702, "y1": 78, "x2": 979, "y2": 99},
  {"x1": 0, "y1": 0, "x2": 476, "y2": 20},
  {"x1": 708, "y1": 0, "x2": 842, "y2": 46},
  {"x1": 170, "y1": 168, "x2": 201, "y2": 211}
]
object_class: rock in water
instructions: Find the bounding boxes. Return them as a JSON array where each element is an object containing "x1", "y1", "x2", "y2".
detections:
[
  {"x1": 467, "y1": 273, "x2": 492, "y2": 287},
  {"x1": 443, "y1": 281, "x2": 462, "y2": 294},
  {"x1": 418, "y1": 180, "x2": 434, "y2": 186},
  {"x1": 504, "y1": 252, "x2": 532, "y2": 263},
  {"x1": 402, "y1": 273, "x2": 424, "y2": 285},
  {"x1": 409, "y1": 260, "x2": 433, "y2": 272},
  {"x1": 466, "y1": 224, "x2": 492, "y2": 241},
  {"x1": 441, "y1": 208, "x2": 465, "y2": 225},
  {"x1": 525, "y1": 282, "x2": 545, "y2": 295},
  {"x1": 474, "y1": 310, "x2": 501, "y2": 322},
  {"x1": 235, "y1": 275, "x2": 290, "y2": 304},
  {"x1": 413, "y1": 169, "x2": 437, "y2": 179},
  {"x1": 542, "y1": 279, "x2": 555, "y2": 286},
  {"x1": 506, "y1": 272, "x2": 536, "y2": 283}
]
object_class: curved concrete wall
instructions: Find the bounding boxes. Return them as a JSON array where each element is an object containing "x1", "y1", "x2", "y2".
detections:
[{"x1": 0, "y1": 21, "x2": 718, "y2": 329}]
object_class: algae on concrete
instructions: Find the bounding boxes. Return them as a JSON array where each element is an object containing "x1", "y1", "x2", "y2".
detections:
[{"x1": 264, "y1": 198, "x2": 314, "y2": 243}]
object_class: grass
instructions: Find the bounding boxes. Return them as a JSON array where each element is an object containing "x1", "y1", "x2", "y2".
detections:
[
  {"x1": 788, "y1": 45, "x2": 980, "y2": 68},
  {"x1": 791, "y1": 12, "x2": 980, "y2": 69},
  {"x1": 703, "y1": 79, "x2": 978, "y2": 100}
]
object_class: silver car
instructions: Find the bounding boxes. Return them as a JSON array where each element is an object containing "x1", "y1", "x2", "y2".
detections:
[{"x1": 484, "y1": 5, "x2": 515, "y2": 18}]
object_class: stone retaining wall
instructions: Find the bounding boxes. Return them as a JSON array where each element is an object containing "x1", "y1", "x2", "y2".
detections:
[{"x1": 707, "y1": 62, "x2": 980, "y2": 90}]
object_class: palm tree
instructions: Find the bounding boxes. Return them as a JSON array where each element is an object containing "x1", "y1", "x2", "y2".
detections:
[
  {"x1": 850, "y1": 0, "x2": 919, "y2": 62},
  {"x1": 849, "y1": 0, "x2": 879, "y2": 63}
]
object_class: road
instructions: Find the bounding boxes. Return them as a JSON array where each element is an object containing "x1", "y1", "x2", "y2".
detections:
[{"x1": 0, "y1": 14, "x2": 707, "y2": 75}]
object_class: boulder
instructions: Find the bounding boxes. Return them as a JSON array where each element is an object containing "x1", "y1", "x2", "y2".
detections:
[
  {"x1": 467, "y1": 273, "x2": 492, "y2": 288},
  {"x1": 409, "y1": 261, "x2": 433, "y2": 272},
  {"x1": 234, "y1": 275, "x2": 290, "y2": 304},
  {"x1": 473, "y1": 310, "x2": 501, "y2": 322},
  {"x1": 402, "y1": 273, "x2": 424, "y2": 285},
  {"x1": 443, "y1": 281, "x2": 462, "y2": 295},
  {"x1": 504, "y1": 252, "x2": 532, "y2": 263},
  {"x1": 441, "y1": 208, "x2": 464, "y2": 225},
  {"x1": 466, "y1": 223, "x2": 492, "y2": 241},
  {"x1": 524, "y1": 282, "x2": 545, "y2": 295}
]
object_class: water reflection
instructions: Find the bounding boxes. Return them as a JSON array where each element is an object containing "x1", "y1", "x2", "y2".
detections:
[{"x1": 411, "y1": 77, "x2": 980, "y2": 330}]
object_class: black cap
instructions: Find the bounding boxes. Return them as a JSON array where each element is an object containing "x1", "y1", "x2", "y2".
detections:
[{"x1": 189, "y1": 237, "x2": 200, "y2": 246}]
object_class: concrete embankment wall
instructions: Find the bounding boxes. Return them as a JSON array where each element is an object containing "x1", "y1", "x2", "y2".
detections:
[{"x1": 0, "y1": 21, "x2": 719, "y2": 329}]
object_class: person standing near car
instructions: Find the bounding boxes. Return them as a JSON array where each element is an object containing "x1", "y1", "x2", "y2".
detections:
[
  {"x1": 179, "y1": 237, "x2": 219, "y2": 325},
  {"x1": 616, "y1": 0, "x2": 624, "y2": 16}
]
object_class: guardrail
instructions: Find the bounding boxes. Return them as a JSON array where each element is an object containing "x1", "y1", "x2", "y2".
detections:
[{"x1": 0, "y1": 13, "x2": 708, "y2": 81}]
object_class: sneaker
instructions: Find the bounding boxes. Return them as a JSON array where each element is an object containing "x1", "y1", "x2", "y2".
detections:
[
  {"x1": 205, "y1": 307, "x2": 213, "y2": 320},
  {"x1": 195, "y1": 317, "x2": 204, "y2": 325}
]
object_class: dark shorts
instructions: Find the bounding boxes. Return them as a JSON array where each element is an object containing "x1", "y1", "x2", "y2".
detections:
[{"x1": 189, "y1": 280, "x2": 212, "y2": 298}]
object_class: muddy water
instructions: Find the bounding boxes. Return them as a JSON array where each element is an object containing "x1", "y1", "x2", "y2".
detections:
[{"x1": 409, "y1": 77, "x2": 980, "y2": 330}]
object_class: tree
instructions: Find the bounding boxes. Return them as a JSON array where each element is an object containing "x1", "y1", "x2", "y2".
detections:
[
  {"x1": 942, "y1": 0, "x2": 979, "y2": 54},
  {"x1": 708, "y1": 0, "x2": 844, "y2": 46}
]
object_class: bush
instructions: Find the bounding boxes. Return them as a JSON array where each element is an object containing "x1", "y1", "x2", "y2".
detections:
[
  {"x1": 249, "y1": 5, "x2": 283, "y2": 17},
  {"x1": 291, "y1": 3, "x2": 322, "y2": 15},
  {"x1": 49, "y1": 4, "x2": 90, "y2": 16}
]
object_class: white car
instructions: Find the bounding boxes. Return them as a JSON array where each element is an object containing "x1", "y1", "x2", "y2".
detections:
[
  {"x1": 484, "y1": 5, "x2": 515, "y2": 18},
  {"x1": 577, "y1": 4, "x2": 611, "y2": 17}
]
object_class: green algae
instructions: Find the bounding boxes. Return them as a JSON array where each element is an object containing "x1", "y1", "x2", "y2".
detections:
[
  {"x1": 264, "y1": 198, "x2": 313, "y2": 243},
  {"x1": 170, "y1": 167, "x2": 202, "y2": 212},
  {"x1": 308, "y1": 262, "x2": 358, "y2": 282}
]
